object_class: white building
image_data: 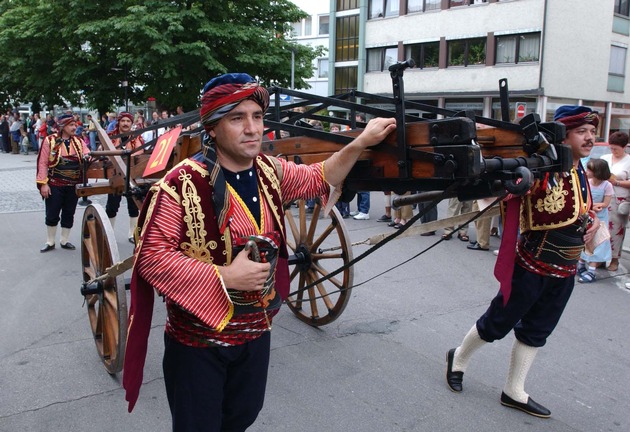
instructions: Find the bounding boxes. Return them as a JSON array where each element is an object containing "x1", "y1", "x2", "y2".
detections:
[
  {"x1": 289, "y1": 0, "x2": 331, "y2": 97},
  {"x1": 324, "y1": 0, "x2": 630, "y2": 141}
]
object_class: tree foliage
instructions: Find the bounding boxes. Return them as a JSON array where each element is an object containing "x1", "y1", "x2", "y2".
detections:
[{"x1": 0, "y1": 0, "x2": 324, "y2": 115}]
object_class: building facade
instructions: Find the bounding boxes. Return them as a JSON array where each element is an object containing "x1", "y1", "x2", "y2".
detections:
[
  {"x1": 324, "y1": 0, "x2": 630, "y2": 141},
  {"x1": 289, "y1": 0, "x2": 331, "y2": 97}
]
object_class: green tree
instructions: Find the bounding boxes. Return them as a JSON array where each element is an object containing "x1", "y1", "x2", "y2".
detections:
[{"x1": 0, "y1": 0, "x2": 324, "y2": 115}]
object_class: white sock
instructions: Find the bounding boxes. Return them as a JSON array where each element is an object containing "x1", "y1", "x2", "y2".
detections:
[
  {"x1": 128, "y1": 216, "x2": 138, "y2": 239},
  {"x1": 109, "y1": 217, "x2": 116, "y2": 228},
  {"x1": 60, "y1": 227, "x2": 71, "y2": 245},
  {"x1": 46, "y1": 225, "x2": 57, "y2": 246},
  {"x1": 503, "y1": 339, "x2": 538, "y2": 403},
  {"x1": 453, "y1": 325, "x2": 486, "y2": 373}
]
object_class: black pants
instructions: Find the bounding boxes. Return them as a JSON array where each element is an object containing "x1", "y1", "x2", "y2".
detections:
[
  {"x1": 45, "y1": 185, "x2": 79, "y2": 228},
  {"x1": 418, "y1": 201, "x2": 437, "y2": 223},
  {"x1": 105, "y1": 194, "x2": 139, "y2": 218},
  {"x1": 476, "y1": 264, "x2": 575, "y2": 347},
  {"x1": 163, "y1": 331, "x2": 271, "y2": 432}
]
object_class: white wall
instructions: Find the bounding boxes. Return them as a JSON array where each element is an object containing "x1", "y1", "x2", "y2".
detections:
[{"x1": 542, "y1": 0, "x2": 622, "y2": 101}]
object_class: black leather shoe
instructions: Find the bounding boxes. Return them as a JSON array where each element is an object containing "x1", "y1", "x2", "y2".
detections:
[
  {"x1": 40, "y1": 243, "x2": 55, "y2": 253},
  {"x1": 60, "y1": 242, "x2": 76, "y2": 250},
  {"x1": 446, "y1": 348, "x2": 463, "y2": 392},
  {"x1": 128, "y1": 237, "x2": 135, "y2": 244},
  {"x1": 500, "y1": 392, "x2": 551, "y2": 418},
  {"x1": 467, "y1": 242, "x2": 489, "y2": 251}
]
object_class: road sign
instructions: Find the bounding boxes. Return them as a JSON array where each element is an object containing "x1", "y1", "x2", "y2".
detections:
[
  {"x1": 516, "y1": 102, "x2": 527, "y2": 119},
  {"x1": 279, "y1": 94, "x2": 292, "y2": 102}
]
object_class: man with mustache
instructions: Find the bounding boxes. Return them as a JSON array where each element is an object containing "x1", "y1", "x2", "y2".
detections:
[
  {"x1": 446, "y1": 105, "x2": 600, "y2": 419},
  {"x1": 122, "y1": 73, "x2": 396, "y2": 431},
  {"x1": 105, "y1": 111, "x2": 144, "y2": 243}
]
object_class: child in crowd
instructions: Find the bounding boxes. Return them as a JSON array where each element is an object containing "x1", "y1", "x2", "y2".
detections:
[
  {"x1": 578, "y1": 158, "x2": 613, "y2": 283},
  {"x1": 20, "y1": 129, "x2": 30, "y2": 155}
]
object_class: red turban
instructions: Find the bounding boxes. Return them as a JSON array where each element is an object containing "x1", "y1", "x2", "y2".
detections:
[
  {"x1": 553, "y1": 105, "x2": 599, "y2": 130},
  {"x1": 200, "y1": 73, "x2": 269, "y2": 133},
  {"x1": 57, "y1": 114, "x2": 75, "y2": 129},
  {"x1": 117, "y1": 111, "x2": 134, "y2": 122}
]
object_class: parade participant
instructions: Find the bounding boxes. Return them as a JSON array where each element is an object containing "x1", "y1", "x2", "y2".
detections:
[
  {"x1": 122, "y1": 72, "x2": 396, "y2": 431},
  {"x1": 445, "y1": 105, "x2": 600, "y2": 418},
  {"x1": 104, "y1": 111, "x2": 144, "y2": 243},
  {"x1": 36, "y1": 114, "x2": 91, "y2": 252}
]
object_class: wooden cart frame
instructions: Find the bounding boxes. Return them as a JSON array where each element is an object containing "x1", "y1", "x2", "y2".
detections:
[{"x1": 78, "y1": 63, "x2": 571, "y2": 374}]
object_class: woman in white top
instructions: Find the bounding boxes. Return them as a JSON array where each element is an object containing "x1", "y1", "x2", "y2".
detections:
[{"x1": 601, "y1": 131, "x2": 630, "y2": 271}]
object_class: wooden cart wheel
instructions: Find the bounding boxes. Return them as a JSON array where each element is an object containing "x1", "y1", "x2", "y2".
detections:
[
  {"x1": 80, "y1": 203, "x2": 127, "y2": 374},
  {"x1": 284, "y1": 199, "x2": 354, "y2": 326}
]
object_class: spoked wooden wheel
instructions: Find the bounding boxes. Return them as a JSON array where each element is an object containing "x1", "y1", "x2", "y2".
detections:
[
  {"x1": 284, "y1": 199, "x2": 353, "y2": 326},
  {"x1": 80, "y1": 204, "x2": 127, "y2": 374}
]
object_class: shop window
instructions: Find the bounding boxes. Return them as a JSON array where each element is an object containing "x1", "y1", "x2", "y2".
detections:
[
  {"x1": 367, "y1": 47, "x2": 399, "y2": 72},
  {"x1": 405, "y1": 42, "x2": 439, "y2": 68},
  {"x1": 447, "y1": 38, "x2": 486, "y2": 67},
  {"x1": 496, "y1": 32, "x2": 540, "y2": 64}
]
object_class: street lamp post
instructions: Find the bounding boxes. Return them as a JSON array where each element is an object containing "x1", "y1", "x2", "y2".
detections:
[{"x1": 123, "y1": 65, "x2": 128, "y2": 111}]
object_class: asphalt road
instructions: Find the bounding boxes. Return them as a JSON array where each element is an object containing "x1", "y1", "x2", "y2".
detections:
[{"x1": 1, "y1": 153, "x2": 629, "y2": 432}]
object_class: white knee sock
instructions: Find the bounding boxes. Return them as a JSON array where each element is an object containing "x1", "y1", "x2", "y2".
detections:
[
  {"x1": 46, "y1": 225, "x2": 57, "y2": 246},
  {"x1": 60, "y1": 227, "x2": 71, "y2": 245},
  {"x1": 453, "y1": 325, "x2": 487, "y2": 373},
  {"x1": 109, "y1": 217, "x2": 116, "y2": 228},
  {"x1": 128, "y1": 216, "x2": 138, "y2": 239},
  {"x1": 503, "y1": 339, "x2": 538, "y2": 403}
]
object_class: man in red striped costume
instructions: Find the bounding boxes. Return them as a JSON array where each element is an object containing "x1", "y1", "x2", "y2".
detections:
[{"x1": 123, "y1": 73, "x2": 396, "y2": 431}]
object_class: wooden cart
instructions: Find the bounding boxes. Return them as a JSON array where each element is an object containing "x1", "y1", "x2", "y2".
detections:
[{"x1": 78, "y1": 64, "x2": 571, "y2": 374}]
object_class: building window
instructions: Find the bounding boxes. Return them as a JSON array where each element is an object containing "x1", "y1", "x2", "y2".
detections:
[
  {"x1": 608, "y1": 45, "x2": 627, "y2": 92},
  {"x1": 368, "y1": 0, "x2": 400, "y2": 19},
  {"x1": 291, "y1": 21, "x2": 302, "y2": 37},
  {"x1": 450, "y1": 0, "x2": 487, "y2": 6},
  {"x1": 304, "y1": 16, "x2": 312, "y2": 36},
  {"x1": 336, "y1": 15, "x2": 359, "y2": 61},
  {"x1": 407, "y1": 0, "x2": 441, "y2": 12},
  {"x1": 318, "y1": 58, "x2": 329, "y2": 78},
  {"x1": 615, "y1": 0, "x2": 630, "y2": 17},
  {"x1": 335, "y1": 66, "x2": 358, "y2": 94},
  {"x1": 610, "y1": 45, "x2": 627, "y2": 76},
  {"x1": 495, "y1": 32, "x2": 540, "y2": 64},
  {"x1": 337, "y1": 0, "x2": 359, "y2": 11},
  {"x1": 319, "y1": 15, "x2": 330, "y2": 35},
  {"x1": 405, "y1": 42, "x2": 439, "y2": 68},
  {"x1": 448, "y1": 38, "x2": 486, "y2": 66},
  {"x1": 367, "y1": 47, "x2": 399, "y2": 72}
]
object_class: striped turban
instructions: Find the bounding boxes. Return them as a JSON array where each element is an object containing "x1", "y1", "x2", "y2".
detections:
[
  {"x1": 117, "y1": 111, "x2": 134, "y2": 122},
  {"x1": 200, "y1": 73, "x2": 269, "y2": 133},
  {"x1": 554, "y1": 105, "x2": 599, "y2": 130},
  {"x1": 57, "y1": 114, "x2": 75, "y2": 129}
]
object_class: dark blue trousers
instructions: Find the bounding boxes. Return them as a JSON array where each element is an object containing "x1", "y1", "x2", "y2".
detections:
[
  {"x1": 476, "y1": 264, "x2": 575, "y2": 347},
  {"x1": 163, "y1": 331, "x2": 270, "y2": 432},
  {"x1": 45, "y1": 185, "x2": 79, "y2": 228},
  {"x1": 105, "y1": 193, "x2": 139, "y2": 218}
]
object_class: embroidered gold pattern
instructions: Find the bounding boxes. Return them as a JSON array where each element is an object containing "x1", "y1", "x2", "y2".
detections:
[
  {"x1": 257, "y1": 156, "x2": 281, "y2": 195},
  {"x1": 535, "y1": 177, "x2": 568, "y2": 213},
  {"x1": 178, "y1": 168, "x2": 217, "y2": 264}
]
